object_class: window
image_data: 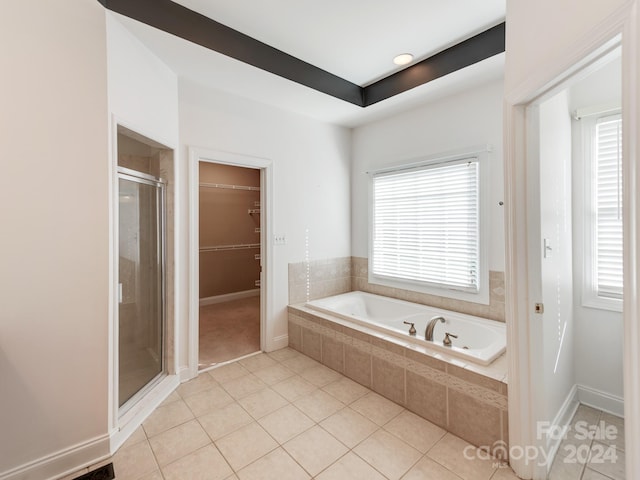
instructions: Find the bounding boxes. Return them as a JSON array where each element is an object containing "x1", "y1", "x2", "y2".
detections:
[
  {"x1": 582, "y1": 112, "x2": 623, "y2": 310},
  {"x1": 369, "y1": 150, "x2": 488, "y2": 303}
]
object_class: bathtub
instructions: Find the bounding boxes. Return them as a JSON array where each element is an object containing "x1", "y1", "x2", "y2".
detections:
[{"x1": 305, "y1": 291, "x2": 506, "y2": 366}]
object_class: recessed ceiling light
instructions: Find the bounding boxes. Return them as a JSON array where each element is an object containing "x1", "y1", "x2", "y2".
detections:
[{"x1": 393, "y1": 53, "x2": 414, "y2": 66}]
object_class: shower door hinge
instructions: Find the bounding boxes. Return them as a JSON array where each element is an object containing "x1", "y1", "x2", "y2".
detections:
[{"x1": 534, "y1": 303, "x2": 544, "y2": 314}]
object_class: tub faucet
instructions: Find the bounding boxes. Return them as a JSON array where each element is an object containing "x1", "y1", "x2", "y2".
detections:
[{"x1": 425, "y1": 316, "x2": 445, "y2": 341}]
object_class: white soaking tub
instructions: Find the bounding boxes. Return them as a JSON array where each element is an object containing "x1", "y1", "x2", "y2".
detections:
[{"x1": 306, "y1": 291, "x2": 506, "y2": 365}]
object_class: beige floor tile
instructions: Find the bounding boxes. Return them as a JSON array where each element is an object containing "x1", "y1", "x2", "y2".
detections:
[
  {"x1": 427, "y1": 433, "x2": 497, "y2": 480},
  {"x1": 316, "y1": 452, "x2": 386, "y2": 480},
  {"x1": 112, "y1": 440, "x2": 158, "y2": 480},
  {"x1": 490, "y1": 466, "x2": 522, "y2": 479},
  {"x1": 198, "y1": 402, "x2": 254, "y2": 440},
  {"x1": 258, "y1": 404, "x2": 316, "y2": 444},
  {"x1": 547, "y1": 454, "x2": 584, "y2": 480},
  {"x1": 587, "y1": 441, "x2": 625, "y2": 480},
  {"x1": 177, "y1": 373, "x2": 219, "y2": 399},
  {"x1": 350, "y1": 391, "x2": 404, "y2": 426},
  {"x1": 384, "y1": 410, "x2": 447, "y2": 453},
  {"x1": 598, "y1": 412, "x2": 625, "y2": 451},
  {"x1": 215, "y1": 422, "x2": 278, "y2": 471},
  {"x1": 322, "y1": 376, "x2": 371, "y2": 404},
  {"x1": 353, "y1": 429, "x2": 422, "y2": 480},
  {"x1": 139, "y1": 470, "x2": 164, "y2": 480},
  {"x1": 573, "y1": 405, "x2": 602, "y2": 426},
  {"x1": 221, "y1": 373, "x2": 267, "y2": 399},
  {"x1": 281, "y1": 354, "x2": 321, "y2": 373},
  {"x1": 272, "y1": 376, "x2": 317, "y2": 401},
  {"x1": 159, "y1": 390, "x2": 181, "y2": 407},
  {"x1": 320, "y1": 407, "x2": 378, "y2": 448},
  {"x1": 293, "y1": 389, "x2": 345, "y2": 422},
  {"x1": 208, "y1": 362, "x2": 250, "y2": 383},
  {"x1": 161, "y1": 444, "x2": 233, "y2": 480},
  {"x1": 142, "y1": 399, "x2": 194, "y2": 437},
  {"x1": 225, "y1": 476, "x2": 240, "y2": 480},
  {"x1": 237, "y1": 447, "x2": 311, "y2": 480},
  {"x1": 299, "y1": 364, "x2": 342, "y2": 387},
  {"x1": 252, "y1": 364, "x2": 295, "y2": 385},
  {"x1": 121, "y1": 425, "x2": 147, "y2": 450},
  {"x1": 238, "y1": 387, "x2": 289, "y2": 419},
  {"x1": 400, "y1": 456, "x2": 462, "y2": 480},
  {"x1": 149, "y1": 419, "x2": 211, "y2": 466},
  {"x1": 582, "y1": 467, "x2": 616, "y2": 480},
  {"x1": 239, "y1": 352, "x2": 279, "y2": 372},
  {"x1": 283, "y1": 425, "x2": 349, "y2": 476},
  {"x1": 267, "y1": 347, "x2": 301, "y2": 363},
  {"x1": 184, "y1": 384, "x2": 234, "y2": 417}
]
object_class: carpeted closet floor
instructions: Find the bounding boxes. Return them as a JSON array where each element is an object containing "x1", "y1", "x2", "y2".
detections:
[{"x1": 199, "y1": 295, "x2": 261, "y2": 369}]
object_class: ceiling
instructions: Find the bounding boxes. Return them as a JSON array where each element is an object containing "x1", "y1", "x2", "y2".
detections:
[{"x1": 110, "y1": 0, "x2": 506, "y2": 127}]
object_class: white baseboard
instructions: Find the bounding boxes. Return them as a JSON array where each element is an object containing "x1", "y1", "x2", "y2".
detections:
[
  {"x1": 199, "y1": 289, "x2": 259, "y2": 306},
  {"x1": 577, "y1": 384, "x2": 625, "y2": 417},
  {"x1": 545, "y1": 384, "x2": 579, "y2": 471},
  {"x1": 0, "y1": 434, "x2": 110, "y2": 480}
]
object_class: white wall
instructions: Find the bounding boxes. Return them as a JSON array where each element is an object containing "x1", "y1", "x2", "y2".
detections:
[
  {"x1": 351, "y1": 79, "x2": 505, "y2": 272},
  {"x1": 107, "y1": 14, "x2": 179, "y2": 149},
  {"x1": 179, "y1": 80, "x2": 351, "y2": 352},
  {"x1": 504, "y1": 0, "x2": 629, "y2": 96},
  {"x1": 0, "y1": 1, "x2": 110, "y2": 478},
  {"x1": 538, "y1": 91, "x2": 575, "y2": 421}
]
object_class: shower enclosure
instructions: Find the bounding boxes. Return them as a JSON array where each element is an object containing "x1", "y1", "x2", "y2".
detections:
[{"x1": 118, "y1": 167, "x2": 166, "y2": 409}]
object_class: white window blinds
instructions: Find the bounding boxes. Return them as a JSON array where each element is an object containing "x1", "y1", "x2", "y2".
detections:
[
  {"x1": 594, "y1": 115, "x2": 623, "y2": 299},
  {"x1": 371, "y1": 157, "x2": 480, "y2": 292}
]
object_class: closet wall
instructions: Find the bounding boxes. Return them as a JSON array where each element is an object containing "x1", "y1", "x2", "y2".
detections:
[{"x1": 199, "y1": 163, "x2": 261, "y2": 299}]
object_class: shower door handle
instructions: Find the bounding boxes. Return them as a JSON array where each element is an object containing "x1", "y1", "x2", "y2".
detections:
[{"x1": 118, "y1": 283, "x2": 123, "y2": 304}]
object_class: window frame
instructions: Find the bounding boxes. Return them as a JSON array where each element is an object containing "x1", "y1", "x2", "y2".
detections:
[
  {"x1": 367, "y1": 146, "x2": 490, "y2": 305},
  {"x1": 580, "y1": 110, "x2": 623, "y2": 312}
]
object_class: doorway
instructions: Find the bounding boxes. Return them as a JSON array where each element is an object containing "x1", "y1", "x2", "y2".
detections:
[
  {"x1": 503, "y1": 32, "x2": 635, "y2": 478},
  {"x1": 198, "y1": 161, "x2": 263, "y2": 370}
]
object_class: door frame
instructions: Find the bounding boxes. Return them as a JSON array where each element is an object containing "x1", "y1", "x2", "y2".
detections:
[
  {"x1": 504, "y1": 4, "x2": 639, "y2": 479},
  {"x1": 188, "y1": 147, "x2": 273, "y2": 379}
]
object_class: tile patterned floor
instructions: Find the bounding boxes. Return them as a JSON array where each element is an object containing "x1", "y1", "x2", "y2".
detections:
[
  {"x1": 112, "y1": 348, "x2": 521, "y2": 480},
  {"x1": 547, "y1": 405, "x2": 625, "y2": 480}
]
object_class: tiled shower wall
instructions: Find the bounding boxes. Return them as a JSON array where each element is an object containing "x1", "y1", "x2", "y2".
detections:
[{"x1": 288, "y1": 256, "x2": 505, "y2": 322}]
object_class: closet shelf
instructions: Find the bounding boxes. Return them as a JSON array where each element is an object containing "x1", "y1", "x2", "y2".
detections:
[
  {"x1": 200, "y1": 243, "x2": 260, "y2": 253},
  {"x1": 199, "y1": 182, "x2": 260, "y2": 192},
  {"x1": 248, "y1": 209, "x2": 261, "y2": 215}
]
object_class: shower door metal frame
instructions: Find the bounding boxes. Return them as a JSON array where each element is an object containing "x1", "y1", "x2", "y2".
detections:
[{"x1": 116, "y1": 166, "x2": 168, "y2": 416}]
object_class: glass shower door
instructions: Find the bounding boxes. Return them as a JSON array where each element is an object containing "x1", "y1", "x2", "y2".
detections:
[{"x1": 118, "y1": 169, "x2": 165, "y2": 409}]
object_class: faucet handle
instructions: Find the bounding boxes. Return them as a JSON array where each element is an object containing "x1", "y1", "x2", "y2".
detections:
[
  {"x1": 403, "y1": 321, "x2": 417, "y2": 336},
  {"x1": 443, "y1": 332, "x2": 458, "y2": 347}
]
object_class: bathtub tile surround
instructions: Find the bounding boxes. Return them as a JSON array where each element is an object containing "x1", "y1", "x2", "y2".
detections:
[
  {"x1": 288, "y1": 257, "x2": 352, "y2": 304},
  {"x1": 352, "y1": 257, "x2": 506, "y2": 322},
  {"x1": 288, "y1": 306, "x2": 509, "y2": 455},
  {"x1": 288, "y1": 256, "x2": 506, "y2": 322}
]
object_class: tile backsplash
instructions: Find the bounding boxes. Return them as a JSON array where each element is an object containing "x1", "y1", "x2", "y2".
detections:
[
  {"x1": 289, "y1": 256, "x2": 505, "y2": 322},
  {"x1": 352, "y1": 257, "x2": 505, "y2": 322},
  {"x1": 288, "y1": 257, "x2": 352, "y2": 304}
]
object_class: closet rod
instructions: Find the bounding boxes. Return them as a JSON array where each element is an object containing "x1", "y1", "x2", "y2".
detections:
[
  {"x1": 200, "y1": 243, "x2": 260, "y2": 253},
  {"x1": 199, "y1": 182, "x2": 260, "y2": 192}
]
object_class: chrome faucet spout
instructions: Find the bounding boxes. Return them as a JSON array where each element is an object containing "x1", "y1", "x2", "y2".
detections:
[{"x1": 425, "y1": 316, "x2": 446, "y2": 341}]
